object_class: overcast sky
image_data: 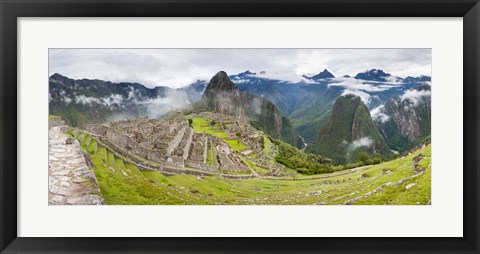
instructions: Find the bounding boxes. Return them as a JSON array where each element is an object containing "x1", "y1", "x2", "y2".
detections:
[{"x1": 49, "y1": 49, "x2": 431, "y2": 88}]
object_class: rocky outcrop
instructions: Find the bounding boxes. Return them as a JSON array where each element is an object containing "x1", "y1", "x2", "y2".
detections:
[
  {"x1": 202, "y1": 71, "x2": 247, "y2": 122},
  {"x1": 372, "y1": 85, "x2": 431, "y2": 152}
]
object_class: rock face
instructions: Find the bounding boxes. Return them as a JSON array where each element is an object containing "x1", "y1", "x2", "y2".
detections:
[
  {"x1": 201, "y1": 71, "x2": 302, "y2": 148},
  {"x1": 306, "y1": 94, "x2": 391, "y2": 164},
  {"x1": 202, "y1": 71, "x2": 247, "y2": 122},
  {"x1": 49, "y1": 126, "x2": 105, "y2": 205},
  {"x1": 372, "y1": 85, "x2": 431, "y2": 153}
]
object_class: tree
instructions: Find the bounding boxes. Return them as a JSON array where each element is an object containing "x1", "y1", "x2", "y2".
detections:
[{"x1": 358, "y1": 151, "x2": 371, "y2": 164}]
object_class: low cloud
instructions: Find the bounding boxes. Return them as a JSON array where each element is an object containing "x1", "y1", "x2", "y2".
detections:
[
  {"x1": 328, "y1": 77, "x2": 401, "y2": 92},
  {"x1": 139, "y1": 89, "x2": 191, "y2": 119},
  {"x1": 102, "y1": 94, "x2": 124, "y2": 106},
  {"x1": 400, "y1": 89, "x2": 431, "y2": 106},
  {"x1": 69, "y1": 86, "x2": 191, "y2": 119},
  {"x1": 59, "y1": 90, "x2": 72, "y2": 105},
  {"x1": 250, "y1": 97, "x2": 263, "y2": 115},
  {"x1": 75, "y1": 95, "x2": 103, "y2": 105},
  {"x1": 75, "y1": 94, "x2": 125, "y2": 108},
  {"x1": 341, "y1": 89, "x2": 372, "y2": 105},
  {"x1": 348, "y1": 137, "x2": 373, "y2": 151},
  {"x1": 370, "y1": 105, "x2": 390, "y2": 123}
]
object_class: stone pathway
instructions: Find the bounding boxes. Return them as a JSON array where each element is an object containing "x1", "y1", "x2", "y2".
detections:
[{"x1": 49, "y1": 126, "x2": 105, "y2": 205}]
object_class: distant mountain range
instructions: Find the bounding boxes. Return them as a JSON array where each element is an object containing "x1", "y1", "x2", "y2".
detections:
[
  {"x1": 229, "y1": 69, "x2": 430, "y2": 145},
  {"x1": 49, "y1": 73, "x2": 205, "y2": 126},
  {"x1": 49, "y1": 68, "x2": 431, "y2": 164}
]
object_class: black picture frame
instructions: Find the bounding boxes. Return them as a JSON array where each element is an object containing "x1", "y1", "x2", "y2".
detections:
[{"x1": 1, "y1": 0, "x2": 479, "y2": 253}]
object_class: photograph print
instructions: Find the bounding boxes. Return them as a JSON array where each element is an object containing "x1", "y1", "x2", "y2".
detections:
[{"x1": 48, "y1": 48, "x2": 431, "y2": 205}]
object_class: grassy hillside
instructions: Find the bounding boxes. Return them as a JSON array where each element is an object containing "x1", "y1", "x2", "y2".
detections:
[{"x1": 71, "y1": 130, "x2": 431, "y2": 205}]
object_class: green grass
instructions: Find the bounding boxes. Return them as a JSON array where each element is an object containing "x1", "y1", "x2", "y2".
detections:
[
  {"x1": 97, "y1": 147, "x2": 108, "y2": 163},
  {"x1": 77, "y1": 133, "x2": 86, "y2": 143},
  {"x1": 73, "y1": 130, "x2": 431, "y2": 205},
  {"x1": 191, "y1": 117, "x2": 229, "y2": 139},
  {"x1": 258, "y1": 133, "x2": 277, "y2": 163},
  {"x1": 75, "y1": 133, "x2": 200, "y2": 205},
  {"x1": 224, "y1": 139, "x2": 248, "y2": 152},
  {"x1": 107, "y1": 152, "x2": 115, "y2": 164},
  {"x1": 220, "y1": 170, "x2": 252, "y2": 175},
  {"x1": 206, "y1": 144, "x2": 218, "y2": 166},
  {"x1": 192, "y1": 116, "x2": 248, "y2": 152},
  {"x1": 87, "y1": 140, "x2": 97, "y2": 154},
  {"x1": 82, "y1": 135, "x2": 92, "y2": 146},
  {"x1": 241, "y1": 157, "x2": 270, "y2": 175}
]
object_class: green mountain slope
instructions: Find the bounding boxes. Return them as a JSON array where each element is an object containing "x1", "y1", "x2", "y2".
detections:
[{"x1": 306, "y1": 94, "x2": 392, "y2": 164}]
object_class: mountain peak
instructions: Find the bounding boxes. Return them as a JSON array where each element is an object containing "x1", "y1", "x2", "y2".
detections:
[
  {"x1": 354, "y1": 69, "x2": 391, "y2": 82},
  {"x1": 404, "y1": 75, "x2": 431, "y2": 83},
  {"x1": 238, "y1": 70, "x2": 256, "y2": 76},
  {"x1": 49, "y1": 73, "x2": 75, "y2": 85},
  {"x1": 49, "y1": 73, "x2": 70, "y2": 80},
  {"x1": 213, "y1": 70, "x2": 229, "y2": 80},
  {"x1": 303, "y1": 69, "x2": 335, "y2": 80},
  {"x1": 341, "y1": 93, "x2": 362, "y2": 101},
  {"x1": 204, "y1": 71, "x2": 239, "y2": 94},
  {"x1": 201, "y1": 71, "x2": 246, "y2": 121}
]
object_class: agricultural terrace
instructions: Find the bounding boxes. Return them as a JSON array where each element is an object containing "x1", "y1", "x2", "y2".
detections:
[{"x1": 71, "y1": 130, "x2": 431, "y2": 205}]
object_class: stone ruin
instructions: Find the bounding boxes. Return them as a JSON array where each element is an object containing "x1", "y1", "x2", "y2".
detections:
[{"x1": 84, "y1": 116, "x2": 252, "y2": 176}]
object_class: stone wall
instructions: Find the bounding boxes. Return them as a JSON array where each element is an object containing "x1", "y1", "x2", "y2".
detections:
[
  {"x1": 185, "y1": 161, "x2": 218, "y2": 173},
  {"x1": 167, "y1": 126, "x2": 186, "y2": 155},
  {"x1": 106, "y1": 128, "x2": 129, "y2": 148},
  {"x1": 221, "y1": 164, "x2": 250, "y2": 172},
  {"x1": 160, "y1": 165, "x2": 214, "y2": 176},
  {"x1": 166, "y1": 156, "x2": 185, "y2": 167},
  {"x1": 101, "y1": 130, "x2": 167, "y2": 164},
  {"x1": 86, "y1": 124, "x2": 109, "y2": 136},
  {"x1": 179, "y1": 128, "x2": 193, "y2": 159},
  {"x1": 220, "y1": 174, "x2": 254, "y2": 180}
]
